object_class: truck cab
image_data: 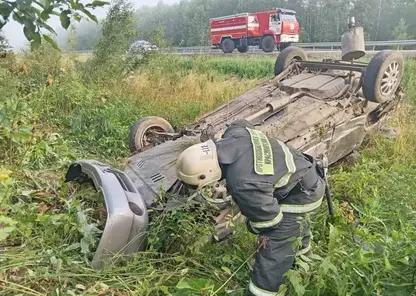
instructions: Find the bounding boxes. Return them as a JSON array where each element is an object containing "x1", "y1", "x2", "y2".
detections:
[
  {"x1": 269, "y1": 13, "x2": 281, "y2": 35},
  {"x1": 251, "y1": 8, "x2": 299, "y2": 52},
  {"x1": 270, "y1": 9, "x2": 299, "y2": 48}
]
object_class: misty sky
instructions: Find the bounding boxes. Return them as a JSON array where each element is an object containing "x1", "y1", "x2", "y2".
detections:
[{"x1": 3, "y1": 0, "x2": 179, "y2": 50}]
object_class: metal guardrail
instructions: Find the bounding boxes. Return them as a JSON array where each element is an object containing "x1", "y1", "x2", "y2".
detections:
[
  {"x1": 295, "y1": 39, "x2": 416, "y2": 51},
  {"x1": 74, "y1": 40, "x2": 416, "y2": 55},
  {"x1": 160, "y1": 40, "x2": 416, "y2": 54}
]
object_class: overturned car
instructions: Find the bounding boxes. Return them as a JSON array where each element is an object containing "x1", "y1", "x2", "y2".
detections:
[{"x1": 65, "y1": 21, "x2": 405, "y2": 269}]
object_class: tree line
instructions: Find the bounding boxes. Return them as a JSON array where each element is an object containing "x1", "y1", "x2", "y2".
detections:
[{"x1": 60, "y1": 0, "x2": 416, "y2": 50}]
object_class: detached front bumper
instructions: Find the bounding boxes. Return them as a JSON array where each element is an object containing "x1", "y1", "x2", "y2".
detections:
[{"x1": 65, "y1": 160, "x2": 149, "y2": 270}]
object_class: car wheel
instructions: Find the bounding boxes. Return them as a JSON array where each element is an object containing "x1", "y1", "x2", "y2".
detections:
[
  {"x1": 221, "y1": 38, "x2": 235, "y2": 53},
  {"x1": 261, "y1": 35, "x2": 275, "y2": 53},
  {"x1": 362, "y1": 50, "x2": 404, "y2": 103},
  {"x1": 237, "y1": 46, "x2": 249, "y2": 53},
  {"x1": 128, "y1": 116, "x2": 174, "y2": 153},
  {"x1": 274, "y1": 46, "x2": 308, "y2": 76}
]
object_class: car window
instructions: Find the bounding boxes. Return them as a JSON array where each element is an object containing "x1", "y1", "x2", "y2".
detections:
[
  {"x1": 249, "y1": 16, "x2": 258, "y2": 24},
  {"x1": 280, "y1": 14, "x2": 296, "y2": 21}
]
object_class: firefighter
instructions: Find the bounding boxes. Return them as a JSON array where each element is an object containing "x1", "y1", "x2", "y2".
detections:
[{"x1": 175, "y1": 119, "x2": 326, "y2": 296}]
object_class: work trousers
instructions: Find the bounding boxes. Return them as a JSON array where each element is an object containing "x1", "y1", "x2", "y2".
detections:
[
  {"x1": 245, "y1": 213, "x2": 313, "y2": 296},
  {"x1": 245, "y1": 178, "x2": 325, "y2": 296}
]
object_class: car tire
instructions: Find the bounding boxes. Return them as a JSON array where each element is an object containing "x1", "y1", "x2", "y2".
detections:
[
  {"x1": 274, "y1": 46, "x2": 308, "y2": 76},
  {"x1": 362, "y1": 50, "x2": 404, "y2": 103},
  {"x1": 261, "y1": 35, "x2": 275, "y2": 53},
  {"x1": 221, "y1": 38, "x2": 235, "y2": 53},
  {"x1": 237, "y1": 46, "x2": 249, "y2": 53},
  {"x1": 128, "y1": 116, "x2": 174, "y2": 153}
]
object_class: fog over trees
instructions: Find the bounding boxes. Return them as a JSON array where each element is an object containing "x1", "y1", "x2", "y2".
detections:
[{"x1": 57, "y1": 0, "x2": 416, "y2": 50}]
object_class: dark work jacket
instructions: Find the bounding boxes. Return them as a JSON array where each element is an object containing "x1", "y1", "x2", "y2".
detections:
[{"x1": 215, "y1": 120, "x2": 325, "y2": 233}]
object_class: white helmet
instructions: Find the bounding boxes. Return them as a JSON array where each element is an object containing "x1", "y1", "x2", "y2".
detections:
[{"x1": 176, "y1": 139, "x2": 222, "y2": 190}]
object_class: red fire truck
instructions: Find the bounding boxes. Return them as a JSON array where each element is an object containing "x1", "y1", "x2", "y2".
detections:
[{"x1": 210, "y1": 8, "x2": 300, "y2": 53}]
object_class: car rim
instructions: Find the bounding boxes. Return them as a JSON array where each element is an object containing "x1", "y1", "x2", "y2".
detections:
[
  {"x1": 140, "y1": 126, "x2": 166, "y2": 146},
  {"x1": 290, "y1": 57, "x2": 300, "y2": 64},
  {"x1": 286, "y1": 56, "x2": 302, "y2": 71},
  {"x1": 381, "y1": 61, "x2": 400, "y2": 96}
]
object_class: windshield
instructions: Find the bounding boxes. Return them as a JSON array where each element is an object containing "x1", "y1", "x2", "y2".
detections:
[{"x1": 280, "y1": 14, "x2": 296, "y2": 22}]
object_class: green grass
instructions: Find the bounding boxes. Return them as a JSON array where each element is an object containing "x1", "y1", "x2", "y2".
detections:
[{"x1": 1, "y1": 47, "x2": 416, "y2": 296}]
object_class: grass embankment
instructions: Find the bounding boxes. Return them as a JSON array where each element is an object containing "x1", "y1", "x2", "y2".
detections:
[{"x1": 0, "y1": 48, "x2": 415, "y2": 296}]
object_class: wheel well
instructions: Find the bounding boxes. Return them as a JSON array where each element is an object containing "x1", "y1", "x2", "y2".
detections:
[
  {"x1": 220, "y1": 36, "x2": 233, "y2": 43},
  {"x1": 261, "y1": 34, "x2": 275, "y2": 40}
]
